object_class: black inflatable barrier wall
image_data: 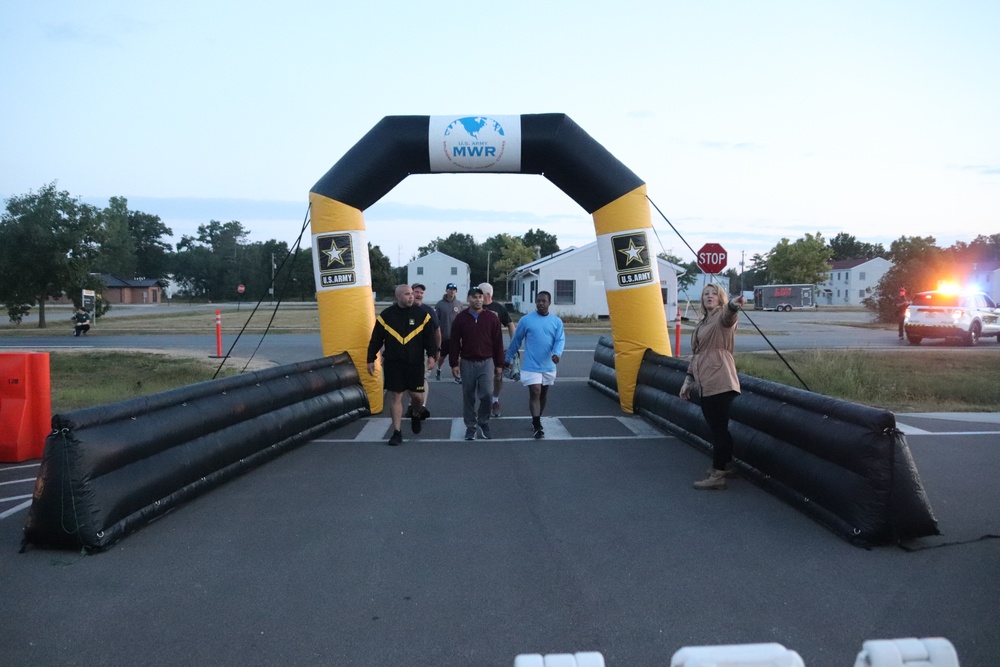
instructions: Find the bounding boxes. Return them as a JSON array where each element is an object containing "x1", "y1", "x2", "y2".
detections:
[
  {"x1": 23, "y1": 354, "x2": 370, "y2": 551},
  {"x1": 631, "y1": 349, "x2": 938, "y2": 546},
  {"x1": 587, "y1": 335, "x2": 619, "y2": 401}
]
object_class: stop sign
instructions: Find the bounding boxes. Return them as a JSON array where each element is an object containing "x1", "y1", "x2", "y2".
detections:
[
  {"x1": 696, "y1": 243, "x2": 728, "y2": 274},
  {"x1": 237, "y1": 284, "x2": 246, "y2": 294}
]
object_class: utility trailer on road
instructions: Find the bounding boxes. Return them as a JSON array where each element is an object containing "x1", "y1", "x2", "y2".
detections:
[{"x1": 753, "y1": 284, "x2": 816, "y2": 311}]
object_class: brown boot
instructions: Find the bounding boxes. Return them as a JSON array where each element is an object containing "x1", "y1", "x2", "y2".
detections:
[{"x1": 694, "y1": 468, "x2": 727, "y2": 490}]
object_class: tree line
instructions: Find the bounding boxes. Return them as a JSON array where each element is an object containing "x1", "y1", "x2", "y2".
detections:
[
  {"x1": 3, "y1": 183, "x2": 996, "y2": 327},
  {"x1": 0, "y1": 183, "x2": 561, "y2": 327}
]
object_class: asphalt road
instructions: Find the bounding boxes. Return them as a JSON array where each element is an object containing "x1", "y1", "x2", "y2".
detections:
[
  {"x1": 5, "y1": 306, "x2": 999, "y2": 368},
  {"x1": 1, "y1": 306, "x2": 998, "y2": 666}
]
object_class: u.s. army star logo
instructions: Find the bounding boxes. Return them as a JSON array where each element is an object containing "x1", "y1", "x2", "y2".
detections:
[
  {"x1": 316, "y1": 233, "x2": 357, "y2": 287},
  {"x1": 611, "y1": 232, "x2": 654, "y2": 287}
]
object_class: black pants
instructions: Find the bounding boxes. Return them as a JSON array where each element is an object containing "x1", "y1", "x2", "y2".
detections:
[{"x1": 700, "y1": 391, "x2": 738, "y2": 470}]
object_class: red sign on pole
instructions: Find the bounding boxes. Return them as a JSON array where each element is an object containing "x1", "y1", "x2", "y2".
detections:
[
  {"x1": 237, "y1": 284, "x2": 246, "y2": 294},
  {"x1": 696, "y1": 243, "x2": 728, "y2": 274}
]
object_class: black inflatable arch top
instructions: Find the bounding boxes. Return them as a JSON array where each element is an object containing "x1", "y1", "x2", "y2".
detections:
[{"x1": 311, "y1": 114, "x2": 645, "y2": 213}]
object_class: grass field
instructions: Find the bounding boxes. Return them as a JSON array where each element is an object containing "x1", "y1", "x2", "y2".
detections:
[
  {"x1": 735, "y1": 349, "x2": 999, "y2": 413},
  {"x1": 48, "y1": 351, "x2": 247, "y2": 412},
  {"x1": 5, "y1": 303, "x2": 996, "y2": 414}
]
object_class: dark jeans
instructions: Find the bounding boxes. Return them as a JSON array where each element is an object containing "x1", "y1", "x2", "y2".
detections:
[{"x1": 700, "y1": 390, "x2": 738, "y2": 470}]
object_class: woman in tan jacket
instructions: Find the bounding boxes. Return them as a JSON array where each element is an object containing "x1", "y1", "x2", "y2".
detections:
[{"x1": 679, "y1": 284, "x2": 746, "y2": 490}]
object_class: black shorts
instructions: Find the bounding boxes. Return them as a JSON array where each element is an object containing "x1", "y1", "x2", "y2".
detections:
[
  {"x1": 439, "y1": 339, "x2": 451, "y2": 358},
  {"x1": 384, "y1": 362, "x2": 426, "y2": 393}
]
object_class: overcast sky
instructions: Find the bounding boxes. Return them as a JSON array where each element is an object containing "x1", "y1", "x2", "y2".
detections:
[{"x1": 2, "y1": 1, "x2": 997, "y2": 271}]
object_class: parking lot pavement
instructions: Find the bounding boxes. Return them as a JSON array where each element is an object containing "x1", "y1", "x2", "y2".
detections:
[{"x1": 2, "y1": 354, "x2": 998, "y2": 665}]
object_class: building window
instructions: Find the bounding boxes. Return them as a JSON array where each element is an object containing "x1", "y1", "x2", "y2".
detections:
[
  {"x1": 859, "y1": 290, "x2": 865, "y2": 298},
  {"x1": 451, "y1": 267, "x2": 458, "y2": 275},
  {"x1": 417, "y1": 267, "x2": 423, "y2": 275},
  {"x1": 554, "y1": 280, "x2": 575, "y2": 305},
  {"x1": 859, "y1": 271, "x2": 866, "y2": 280}
]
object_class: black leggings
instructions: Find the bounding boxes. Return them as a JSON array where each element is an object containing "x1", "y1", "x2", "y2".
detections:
[{"x1": 700, "y1": 391, "x2": 738, "y2": 470}]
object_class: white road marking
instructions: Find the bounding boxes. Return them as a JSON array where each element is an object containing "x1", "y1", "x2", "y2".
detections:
[
  {"x1": 357, "y1": 417, "x2": 392, "y2": 440},
  {"x1": 0, "y1": 477, "x2": 36, "y2": 486},
  {"x1": 0, "y1": 499, "x2": 32, "y2": 520}
]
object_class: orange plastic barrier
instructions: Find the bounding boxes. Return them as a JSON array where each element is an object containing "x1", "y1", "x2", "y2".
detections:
[{"x1": 0, "y1": 352, "x2": 52, "y2": 462}]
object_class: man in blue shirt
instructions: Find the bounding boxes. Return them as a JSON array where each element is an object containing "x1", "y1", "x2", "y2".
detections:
[{"x1": 505, "y1": 291, "x2": 565, "y2": 439}]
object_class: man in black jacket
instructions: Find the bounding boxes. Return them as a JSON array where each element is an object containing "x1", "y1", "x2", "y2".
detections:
[{"x1": 367, "y1": 284, "x2": 438, "y2": 445}]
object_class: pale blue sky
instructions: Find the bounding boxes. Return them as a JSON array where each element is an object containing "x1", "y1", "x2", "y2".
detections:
[{"x1": 2, "y1": 1, "x2": 997, "y2": 270}]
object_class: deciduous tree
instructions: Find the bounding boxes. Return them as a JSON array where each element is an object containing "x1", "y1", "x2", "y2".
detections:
[
  {"x1": 0, "y1": 182, "x2": 102, "y2": 327},
  {"x1": 490, "y1": 235, "x2": 536, "y2": 300},
  {"x1": 828, "y1": 232, "x2": 887, "y2": 261},
  {"x1": 96, "y1": 196, "x2": 137, "y2": 279},
  {"x1": 868, "y1": 236, "x2": 943, "y2": 322},
  {"x1": 523, "y1": 228, "x2": 559, "y2": 258},
  {"x1": 172, "y1": 220, "x2": 249, "y2": 300},
  {"x1": 128, "y1": 209, "x2": 174, "y2": 278},
  {"x1": 766, "y1": 232, "x2": 831, "y2": 285}
]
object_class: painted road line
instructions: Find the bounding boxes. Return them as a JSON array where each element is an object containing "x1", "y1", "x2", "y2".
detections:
[
  {"x1": 0, "y1": 499, "x2": 32, "y2": 520},
  {"x1": 0, "y1": 478, "x2": 36, "y2": 486},
  {"x1": 896, "y1": 423, "x2": 933, "y2": 435},
  {"x1": 618, "y1": 416, "x2": 664, "y2": 437},
  {"x1": 357, "y1": 417, "x2": 392, "y2": 440}
]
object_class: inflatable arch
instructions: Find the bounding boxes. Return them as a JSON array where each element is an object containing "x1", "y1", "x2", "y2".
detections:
[{"x1": 309, "y1": 114, "x2": 671, "y2": 413}]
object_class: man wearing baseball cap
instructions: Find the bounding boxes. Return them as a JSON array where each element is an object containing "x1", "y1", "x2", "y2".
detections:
[
  {"x1": 434, "y1": 283, "x2": 463, "y2": 380},
  {"x1": 479, "y1": 282, "x2": 515, "y2": 417},
  {"x1": 449, "y1": 286, "x2": 504, "y2": 440}
]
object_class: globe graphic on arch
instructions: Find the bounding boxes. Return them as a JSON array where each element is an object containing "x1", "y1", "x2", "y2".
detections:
[{"x1": 442, "y1": 116, "x2": 507, "y2": 169}]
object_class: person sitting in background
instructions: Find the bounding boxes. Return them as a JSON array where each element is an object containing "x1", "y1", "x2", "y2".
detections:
[{"x1": 72, "y1": 308, "x2": 91, "y2": 336}]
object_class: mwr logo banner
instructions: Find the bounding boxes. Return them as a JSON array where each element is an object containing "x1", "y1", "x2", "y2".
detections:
[
  {"x1": 598, "y1": 230, "x2": 660, "y2": 291},
  {"x1": 429, "y1": 115, "x2": 521, "y2": 172},
  {"x1": 312, "y1": 231, "x2": 371, "y2": 291}
]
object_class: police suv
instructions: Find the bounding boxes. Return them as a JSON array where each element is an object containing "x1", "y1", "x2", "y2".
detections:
[{"x1": 904, "y1": 290, "x2": 1000, "y2": 346}]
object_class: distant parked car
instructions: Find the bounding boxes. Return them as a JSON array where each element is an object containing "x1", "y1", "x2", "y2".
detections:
[{"x1": 904, "y1": 290, "x2": 1000, "y2": 345}]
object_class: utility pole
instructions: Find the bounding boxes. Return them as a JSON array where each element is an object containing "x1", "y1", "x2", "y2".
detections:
[
  {"x1": 740, "y1": 250, "x2": 745, "y2": 295},
  {"x1": 269, "y1": 252, "x2": 275, "y2": 303},
  {"x1": 486, "y1": 250, "x2": 491, "y2": 284}
]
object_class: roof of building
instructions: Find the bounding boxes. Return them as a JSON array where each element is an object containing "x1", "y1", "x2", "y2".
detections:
[
  {"x1": 98, "y1": 274, "x2": 163, "y2": 288},
  {"x1": 511, "y1": 242, "x2": 686, "y2": 276},
  {"x1": 827, "y1": 258, "x2": 889, "y2": 270}
]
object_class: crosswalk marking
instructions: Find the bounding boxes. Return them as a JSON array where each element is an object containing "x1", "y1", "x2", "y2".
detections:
[{"x1": 315, "y1": 416, "x2": 668, "y2": 443}]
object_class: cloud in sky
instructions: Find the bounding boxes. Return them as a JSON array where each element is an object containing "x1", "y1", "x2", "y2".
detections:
[{"x1": 3, "y1": 1, "x2": 998, "y2": 270}]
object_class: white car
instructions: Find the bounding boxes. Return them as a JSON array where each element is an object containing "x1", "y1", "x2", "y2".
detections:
[{"x1": 904, "y1": 290, "x2": 1000, "y2": 345}]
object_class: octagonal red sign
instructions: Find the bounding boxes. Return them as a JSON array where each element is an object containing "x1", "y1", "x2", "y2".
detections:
[{"x1": 696, "y1": 243, "x2": 728, "y2": 273}]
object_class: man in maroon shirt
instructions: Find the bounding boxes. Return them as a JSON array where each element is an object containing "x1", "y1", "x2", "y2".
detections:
[{"x1": 449, "y1": 286, "x2": 504, "y2": 440}]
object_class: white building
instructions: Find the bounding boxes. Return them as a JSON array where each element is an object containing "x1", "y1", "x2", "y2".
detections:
[
  {"x1": 406, "y1": 251, "x2": 471, "y2": 301},
  {"x1": 508, "y1": 242, "x2": 684, "y2": 322},
  {"x1": 819, "y1": 257, "x2": 892, "y2": 306}
]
